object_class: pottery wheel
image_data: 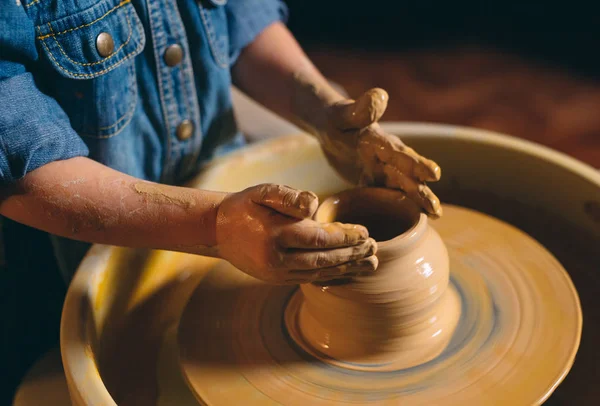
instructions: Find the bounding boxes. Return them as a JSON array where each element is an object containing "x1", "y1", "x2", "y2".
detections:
[{"x1": 177, "y1": 205, "x2": 581, "y2": 405}]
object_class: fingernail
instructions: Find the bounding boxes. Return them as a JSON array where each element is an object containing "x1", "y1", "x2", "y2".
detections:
[
  {"x1": 357, "y1": 256, "x2": 378, "y2": 273},
  {"x1": 366, "y1": 238, "x2": 377, "y2": 256},
  {"x1": 345, "y1": 231, "x2": 368, "y2": 245},
  {"x1": 430, "y1": 163, "x2": 441, "y2": 180},
  {"x1": 351, "y1": 225, "x2": 369, "y2": 241},
  {"x1": 341, "y1": 223, "x2": 369, "y2": 239},
  {"x1": 357, "y1": 225, "x2": 369, "y2": 239},
  {"x1": 297, "y1": 191, "x2": 318, "y2": 216}
]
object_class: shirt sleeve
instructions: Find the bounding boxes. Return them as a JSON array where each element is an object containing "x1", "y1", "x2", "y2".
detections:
[
  {"x1": 225, "y1": 0, "x2": 289, "y2": 64},
  {"x1": 0, "y1": 1, "x2": 89, "y2": 186}
]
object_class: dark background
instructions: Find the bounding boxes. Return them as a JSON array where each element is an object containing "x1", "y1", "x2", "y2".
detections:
[{"x1": 286, "y1": 0, "x2": 600, "y2": 77}]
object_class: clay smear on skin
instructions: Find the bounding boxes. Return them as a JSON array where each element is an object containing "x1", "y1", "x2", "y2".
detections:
[
  {"x1": 133, "y1": 182, "x2": 197, "y2": 209},
  {"x1": 292, "y1": 70, "x2": 442, "y2": 218}
]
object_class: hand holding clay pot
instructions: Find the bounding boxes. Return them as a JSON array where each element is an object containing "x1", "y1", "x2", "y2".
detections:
[
  {"x1": 215, "y1": 184, "x2": 378, "y2": 284},
  {"x1": 319, "y1": 90, "x2": 443, "y2": 217},
  {"x1": 290, "y1": 187, "x2": 458, "y2": 370}
]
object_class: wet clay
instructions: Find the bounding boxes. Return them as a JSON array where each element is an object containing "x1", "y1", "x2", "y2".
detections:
[
  {"x1": 133, "y1": 182, "x2": 197, "y2": 209},
  {"x1": 332, "y1": 88, "x2": 389, "y2": 130},
  {"x1": 290, "y1": 188, "x2": 459, "y2": 370},
  {"x1": 177, "y1": 203, "x2": 581, "y2": 405}
]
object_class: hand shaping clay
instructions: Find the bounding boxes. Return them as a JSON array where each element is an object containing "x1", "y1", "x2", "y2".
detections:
[
  {"x1": 289, "y1": 187, "x2": 460, "y2": 370},
  {"x1": 178, "y1": 198, "x2": 581, "y2": 405}
]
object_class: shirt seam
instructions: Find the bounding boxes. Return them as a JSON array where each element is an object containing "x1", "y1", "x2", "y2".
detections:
[
  {"x1": 39, "y1": 32, "x2": 143, "y2": 78},
  {"x1": 165, "y1": 0, "x2": 204, "y2": 179},
  {"x1": 146, "y1": 0, "x2": 173, "y2": 183},
  {"x1": 46, "y1": 13, "x2": 133, "y2": 67},
  {"x1": 198, "y1": 4, "x2": 228, "y2": 69},
  {"x1": 163, "y1": 1, "x2": 194, "y2": 126},
  {"x1": 23, "y1": 0, "x2": 45, "y2": 9},
  {"x1": 36, "y1": 0, "x2": 131, "y2": 40},
  {"x1": 76, "y1": 61, "x2": 138, "y2": 138}
]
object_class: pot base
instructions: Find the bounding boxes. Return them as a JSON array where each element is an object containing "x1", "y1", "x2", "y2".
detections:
[
  {"x1": 178, "y1": 205, "x2": 581, "y2": 405},
  {"x1": 284, "y1": 283, "x2": 462, "y2": 372}
]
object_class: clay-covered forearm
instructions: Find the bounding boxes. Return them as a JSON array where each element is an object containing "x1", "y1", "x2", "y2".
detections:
[
  {"x1": 231, "y1": 22, "x2": 343, "y2": 136},
  {"x1": 0, "y1": 157, "x2": 226, "y2": 254}
]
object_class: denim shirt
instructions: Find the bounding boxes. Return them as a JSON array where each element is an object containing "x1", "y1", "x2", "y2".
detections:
[
  {"x1": 0, "y1": 0, "x2": 287, "y2": 279},
  {"x1": 0, "y1": 0, "x2": 287, "y2": 184}
]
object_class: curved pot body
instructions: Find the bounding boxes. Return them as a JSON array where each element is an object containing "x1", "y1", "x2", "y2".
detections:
[{"x1": 298, "y1": 188, "x2": 460, "y2": 370}]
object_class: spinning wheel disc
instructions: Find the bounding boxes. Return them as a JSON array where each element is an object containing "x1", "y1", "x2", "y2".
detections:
[{"x1": 178, "y1": 205, "x2": 581, "y2": 405}]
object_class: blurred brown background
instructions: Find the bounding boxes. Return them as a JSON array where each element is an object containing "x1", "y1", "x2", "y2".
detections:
[{"x1": 286, "y1": 0, "x2": 600, "y2": 168}]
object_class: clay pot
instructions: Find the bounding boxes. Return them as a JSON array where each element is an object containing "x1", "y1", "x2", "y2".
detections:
[{"x1": 297, "y1": 187, "x2": 460, "y2": 371}]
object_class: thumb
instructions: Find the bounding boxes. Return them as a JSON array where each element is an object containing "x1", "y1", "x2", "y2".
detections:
[
  {"x1": 250, "y1": 184, "x2": 318, "y2": 219},
  {"x1": 331, "y1": 88, "x2": 389, "y2": 130}
]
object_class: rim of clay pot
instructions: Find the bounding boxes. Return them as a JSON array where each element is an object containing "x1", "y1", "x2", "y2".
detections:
[{"x1": 314, "y1": 187, "x2": 428, "y2": 248}]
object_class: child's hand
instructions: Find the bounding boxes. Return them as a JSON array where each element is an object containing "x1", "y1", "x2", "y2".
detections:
[
  {"x1": 319, "y1": 89, "x2": 443, "y2": 218},
  {"x1": 231, "y1": 23, "x2": 441, "y2": 217},
  {"x1": 215, "y1": 184, "x2": 378, "y2": 284}
]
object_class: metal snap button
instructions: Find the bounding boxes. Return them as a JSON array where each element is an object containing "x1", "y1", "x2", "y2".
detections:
[
  {"x1": 177, "y1": 120, "x2": 194, "y2": 141},
  {"x1": 96, "y1": 32, "x2": 114, "y2": 57},
  {"x1": 164, "y1": 44, "x2": 184, "y2": 67}
]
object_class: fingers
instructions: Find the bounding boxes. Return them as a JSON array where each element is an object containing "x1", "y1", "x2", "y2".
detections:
[
  {"x1": 250, "y1": 184, "x2": 318, "y2": 219},
  {"x1": 383, "y1": 164, "x2": 442, "y2": 218},
  {"x1": 391, "y1": 143, "x2": 442, "y2": 182},
  {"x1": 331, "y1": 88, "x2": 389, "y2": 130},
  {"x1": 362, "y1": 128, "x2": 441, "y2": 182},
  {"x1": 274, "y1": 221, "x2": 376, "y2": 285},
  {"x1": 277, "y1": 221, "x2": 369, "y2": 249},
  {"x1": 356, "y1": 129, "x2": 442, "y2": 217},
  {"x1": 282, "y1": 238, "x2": 377, "y2": 270},
  {"x1": 283, "y1": 255, "x2": 379, "y2": 284}
]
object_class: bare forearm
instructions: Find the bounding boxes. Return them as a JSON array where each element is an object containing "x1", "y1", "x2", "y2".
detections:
[
  {"x1": 0, "y1": 157, "x2": 226, "y2": 254},
  {"x1": 231, "y1": 22, "x2": 343, "y2": 135}
]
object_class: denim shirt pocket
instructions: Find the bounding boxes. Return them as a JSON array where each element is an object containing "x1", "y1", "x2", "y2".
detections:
[
  {"x1": 198, "y1": 0, "x2": 230, "y2": 69},
  {"x1": 35, "y1": 0, "x2": 146, "y2": 138}
]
